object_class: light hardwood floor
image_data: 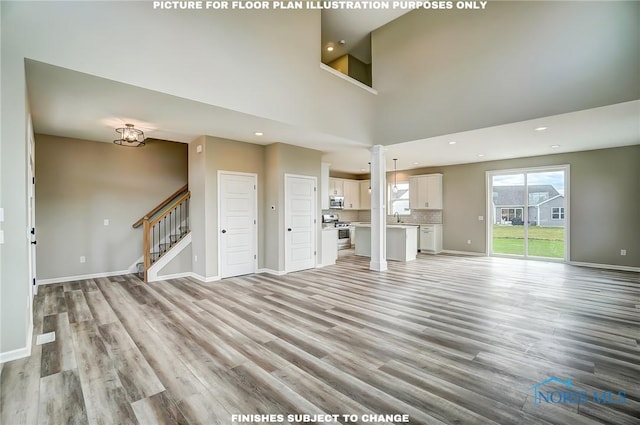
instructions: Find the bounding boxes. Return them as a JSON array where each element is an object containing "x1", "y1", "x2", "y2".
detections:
[{"x1": 1, "y1": 252, "x2": 639, "y2": 425}]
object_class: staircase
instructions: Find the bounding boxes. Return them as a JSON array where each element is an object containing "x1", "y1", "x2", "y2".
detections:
[{"x1": 132, "y1": 185, "x2": 190, "y2": 282}]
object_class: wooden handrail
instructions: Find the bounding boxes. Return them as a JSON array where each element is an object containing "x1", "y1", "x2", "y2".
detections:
[
  {"x1": 147, "y1": 191, "x2": 190, "y2": 228},
  {"x1": 133, "y1": 184, "x2": 188, "y2": 228},
  {"x1": 141, "y1": 190, "x2": 190, "y2": 282}
]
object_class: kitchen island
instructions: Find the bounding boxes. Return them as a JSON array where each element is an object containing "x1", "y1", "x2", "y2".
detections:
[{"x1": 353, "y1": 224, "x2": 418, "y2": 262}]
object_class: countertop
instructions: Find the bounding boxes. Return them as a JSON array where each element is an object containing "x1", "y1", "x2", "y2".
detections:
[
  {"x1": 322, "y1": 226, "x2": 338, "y2": 231},
  {"x1": 353, "y1": 223, "x2": 420, "y2": 230}
]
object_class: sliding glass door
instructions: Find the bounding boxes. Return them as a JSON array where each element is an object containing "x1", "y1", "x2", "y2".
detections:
[{"x1": 488, "y1": 166, "x2": 568, "y2": 261}]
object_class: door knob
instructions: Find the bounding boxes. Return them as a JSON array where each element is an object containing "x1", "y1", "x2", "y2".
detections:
[
  {"x1": 287, "y1": 228, "x2": 292, "y2": 232},
  {"x1": 221, "y1": 229, "x2": 227, "y2": 234}
]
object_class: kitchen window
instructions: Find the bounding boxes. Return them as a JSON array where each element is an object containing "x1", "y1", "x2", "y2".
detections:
[{"x1": 389, "y1": 182, "x2": 411, "y2": 215}]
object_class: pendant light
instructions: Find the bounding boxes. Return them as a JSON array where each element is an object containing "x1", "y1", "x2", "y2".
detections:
[
  {"x1": 113, "y1": 123, "x2": 145, "y2": 147},
  {"x1": 392, "y1": 158, "x2": 398, "y2": 193},
  {"x1": 368, "y1": 162, "x2": 372, "y2": 194}
]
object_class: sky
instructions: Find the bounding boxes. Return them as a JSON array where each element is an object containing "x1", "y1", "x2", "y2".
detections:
[{"x1": 492, "y1": 171, "x2": 565, "y2": 195}]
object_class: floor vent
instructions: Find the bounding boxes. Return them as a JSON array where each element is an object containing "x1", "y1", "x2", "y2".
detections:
[{"x1": 36, "y1": 331, "x2": 56, "y2": 345}]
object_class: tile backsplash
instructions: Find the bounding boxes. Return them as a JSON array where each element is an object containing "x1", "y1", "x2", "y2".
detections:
[{"x1": 322, "y1": 209, "x2": 442, "y2": 224}]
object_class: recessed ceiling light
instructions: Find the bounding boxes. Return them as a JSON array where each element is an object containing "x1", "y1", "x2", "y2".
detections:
[
  {"x1": 360, "y1": 168, "x2": 366, "y2": 171},
  {"x1": 477, "y1": 154, "x2": 485, "y2": 157},
  {"x1": 254, "y1": 132, "x2": 263, "y2": 136},
  {"x1": 448, "y1": 141, "x2": 457, "y2": 145},
  {"x1": 535, "y1": 126, "x2": 548, "y2": 131},
  {"x1": 551, "y1": 144, "x2": 560, "y2": 148},
  {"x1": 327, "y1": 45, "x2": 334, "y2": 52},
  {"x1": 413, "y1": 162, "x2": 419, "y2": 165}
]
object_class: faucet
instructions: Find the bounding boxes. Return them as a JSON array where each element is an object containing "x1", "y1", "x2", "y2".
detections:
[{"x1": 393, "y1": 212, "x2": 401, "y2": 223}]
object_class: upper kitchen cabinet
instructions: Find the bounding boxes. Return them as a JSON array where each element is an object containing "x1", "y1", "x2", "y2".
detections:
[
  {"x1": 343, "y1": 179, "x2": 360, "y2": 210},
  {"x1": 359, "y1": 180, "x2": 371, "y2": 210},
  {"x1": 329, "y1": 178, "x2": 344, "y2": 196},
  {"x1": 409, "y1": 174, "x2": 443, "y2": 209}
]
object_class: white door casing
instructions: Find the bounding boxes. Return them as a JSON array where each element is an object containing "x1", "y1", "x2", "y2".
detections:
[
  {"x1": 27, "y1": 116, "x2": 38, "y2": 299},
  {"x1": 285, "y1": 174, "x2": 317, "y2": 273},
  {"x1": 218, "y1": 172, "x2": 257, "y2": 278}
]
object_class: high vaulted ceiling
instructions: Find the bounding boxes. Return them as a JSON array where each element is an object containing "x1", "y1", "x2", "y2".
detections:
[{"x1": 22, "y1": 2, "x2": 640, "y2": 174}]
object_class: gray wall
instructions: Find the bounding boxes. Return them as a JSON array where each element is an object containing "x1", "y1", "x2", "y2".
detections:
[
  {"x1": 189, "y1": 136, "x2": 266, "y2": 279},
  {"x1": 399, "y1": 145, "x2": 640, "y2": 267},
  {"x1": 265, "y1": 143, "x2": 322, "y2": 271},
  {"x1": 188, "y1": 136, "x2": 207, "y2": 277},
  {"x1": 372, "y1": 1, "x2": 640, "y2": 144},
  {"x1": 35, "y1": 135, "x2": 188, "y2": 279}
]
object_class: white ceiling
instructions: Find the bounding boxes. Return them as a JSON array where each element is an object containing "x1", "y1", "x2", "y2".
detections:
[
  {"x1": 26, "y1": 59, "x2": 639, "y2": 175},
  {"x1": 25, "y1": 2, "x2": 639, "y2": 177},
  {"x1": 26, "y1": 60, "x2": 368, "y2": 153},
  {"x1": 323, "y1": 100, "x2": 640, "y2": 173}
]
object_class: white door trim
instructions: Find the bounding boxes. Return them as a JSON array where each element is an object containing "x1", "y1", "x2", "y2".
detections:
[
  {"x1": 284, "y1": 173, "x2": 317, "y2": 273},
  {"x1": 217, "y1": 171, "x2": 258, "y2": 279}
]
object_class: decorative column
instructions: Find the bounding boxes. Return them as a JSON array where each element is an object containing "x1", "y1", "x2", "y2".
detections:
[{"x1": 369, "y1": 145, "x2": 387, "y2": 271}]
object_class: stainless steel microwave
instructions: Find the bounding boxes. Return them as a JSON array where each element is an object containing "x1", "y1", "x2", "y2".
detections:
[{"x1": 329, "y1": 196, "x2": 344, "y2": 209}]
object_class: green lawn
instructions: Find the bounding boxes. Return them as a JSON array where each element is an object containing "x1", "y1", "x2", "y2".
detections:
[{"x1": 492, "y1": 225, "x2": 564, "y2": 258}]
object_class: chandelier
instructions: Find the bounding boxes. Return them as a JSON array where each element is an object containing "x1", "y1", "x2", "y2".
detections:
[{"x1": 113, "y1": 123, "x2": 145, "y2": 147}]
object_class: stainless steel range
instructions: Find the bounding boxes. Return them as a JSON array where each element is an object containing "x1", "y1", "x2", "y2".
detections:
[{"x1": 322, "y1": 214, "x2": 351, "y2": 250}]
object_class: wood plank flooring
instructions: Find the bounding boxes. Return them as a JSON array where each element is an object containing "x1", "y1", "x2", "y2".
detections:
[{"x1": 1, "y1": 252, "x2": 639, "y2": 424}]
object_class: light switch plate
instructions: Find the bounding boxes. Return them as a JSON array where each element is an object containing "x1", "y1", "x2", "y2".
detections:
[
  {"x1": 0, "y1": 230, "x2": 4, "y2": 244},
  {"x1": 0, "y1": 207, "x2": 4, "y2": 222},
  {"x1": 104, "y1": 219, "x2": 109, "y2": 226}
]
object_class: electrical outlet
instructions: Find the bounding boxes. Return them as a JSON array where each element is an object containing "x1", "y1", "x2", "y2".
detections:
[
  {"x1": 620, "y1": 249, "x2": 627, "y2": 256},
  {"x1": 478, "y1": 216, "x2": 484, "y2": 221},
  {"x1": 103, "y1": 219, "x2": 109, "y2": 226},
  {"x1": 467, "y1": 240, "x2": 471, "y2": 245},
  {"x1": 80, "y1": 256, "x2": 86, "y2": 263}
]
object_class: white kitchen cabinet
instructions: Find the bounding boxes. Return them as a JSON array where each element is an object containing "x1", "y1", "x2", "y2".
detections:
[
  {"x1": 419, "y1": 224, "x2": 443, "y2": 254},
  {"x1": 320, "y1": 228, "x2": 338, "y2": 266},
  {"x1": 359, "y1": 180, "x2": 371, "y2": 210},
  {"x1": 343, "y1": 179, "x2": 360, "y2": 210},
  {"x1": 409, "y1": 174, "x2": 443, "y2": 209},
  {"x1": 329, "y1": 178, "x2": 343, "y2": 196}
]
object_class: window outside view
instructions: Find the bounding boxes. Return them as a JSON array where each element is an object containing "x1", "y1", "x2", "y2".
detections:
[
  {"x1": 389, "y1": 182, "x2": 410, "y2": 216},
  {"x1": 490, "y1": 169, "x2": 566, "y2": 259}
]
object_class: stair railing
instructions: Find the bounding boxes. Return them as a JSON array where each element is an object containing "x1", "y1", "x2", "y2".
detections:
[
  {"x1": 133, "y1": 185, "x2": 190, "y2": 282},
  {"x1": 133, "y1": 184, "x2": 188, "y2": 229}
]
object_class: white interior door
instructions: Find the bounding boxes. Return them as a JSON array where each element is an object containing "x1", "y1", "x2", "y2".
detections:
[
  {"x1": 219, "y1": 172, "x2": 257, "y2": 278},
  {"x1": 285, "y1": 174, "x2": 316, "y2": 273}
]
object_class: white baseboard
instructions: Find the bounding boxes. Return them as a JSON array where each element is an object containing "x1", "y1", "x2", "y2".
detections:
[
  {"x1": 37, "y1": 269, "x2": 129, "y2": 286},
  {"x1": 153, "y1": 272, "x2": 194, "y2": 281},
  {"x1": 187, "y1": 272, "x2": 221, "y2": 283},
  {"x1": 440, "y1": 250, "x2": 486, "y2": 257},
  {"x1": 257, "y1": 268, "x2": 286, "y2": 276},
  {"x1": 569, "y1": 261, "x2": 640, "y2": 273},
  {"x1": 0, "y1": 325, "x2": 32, "y2": 364}
]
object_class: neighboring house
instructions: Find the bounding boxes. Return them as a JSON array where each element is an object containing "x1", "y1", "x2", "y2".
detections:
[{"x1": 492, "y1": 185, "x2": 566, "y2": 227}]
